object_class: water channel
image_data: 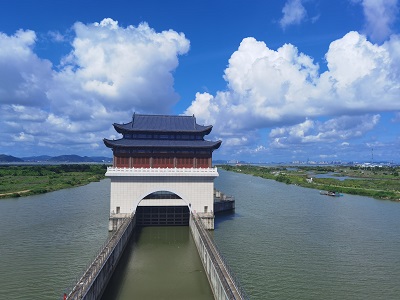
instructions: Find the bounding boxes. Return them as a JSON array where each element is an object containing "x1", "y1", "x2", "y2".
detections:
[
  {"x1": 0, "y1": 169, "x2": 400, "y2": 299},
  {"x1": 101, "y1": 226, "x2": 213, "y2": 300}
]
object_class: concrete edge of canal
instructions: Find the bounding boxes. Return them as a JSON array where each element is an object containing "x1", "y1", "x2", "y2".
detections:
[
  {"x1": 190, "y1": 213, "x2": 248, "y2": 300},
  {"x1": 64, "y1": 214, "x2": 136, "y2": 300},
  {"x1": 64, "y1": 212, "x2": 248, "y2": 300}
]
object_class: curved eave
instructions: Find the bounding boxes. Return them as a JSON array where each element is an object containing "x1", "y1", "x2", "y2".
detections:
[
  {"x1": 103, "y1": 138, "x2": 222, "y2": 151},
  {"x1": 113, "y1": 123, "x2": 213, "y2": 135},
  {"x1": 103, "y1": 138, "x2": 116, "y2": 149},
  {"x1": 214, "y1": 140, "x2": 222, "y2": 150}
]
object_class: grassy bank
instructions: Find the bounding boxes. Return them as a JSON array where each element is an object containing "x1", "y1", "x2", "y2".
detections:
[
  {"x1": 0, "y1": 164, "x2": 108, "y2": 199},
  {"x1": 219, "y1": 165, "x2": 400, "y2": 201}
]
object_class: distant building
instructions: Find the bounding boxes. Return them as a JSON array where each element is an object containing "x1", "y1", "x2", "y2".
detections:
[{"x1": 104, "y1": 113, "x2": 222, "y2": 230}]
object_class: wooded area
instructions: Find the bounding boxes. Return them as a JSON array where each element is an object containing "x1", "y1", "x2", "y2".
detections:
[
  {"x1": 0, "y1": 164, "x2": 107, "y2": 198},
  {"x1": 220, "y1": 165, "x2": 400, "y2": 201}
]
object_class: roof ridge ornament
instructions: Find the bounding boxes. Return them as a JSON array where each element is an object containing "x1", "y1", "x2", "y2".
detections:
[{"x1": 132, "y1": 112, "x2": 135, "y2": 127}]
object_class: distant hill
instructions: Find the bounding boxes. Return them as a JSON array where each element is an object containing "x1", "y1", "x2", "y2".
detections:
[
  {"x1": 89, "y1": 156, "x2": 113, "y2": 163},
  {"x1": 46, "y1": 155, "x2": 112, "y2": 163},
  {"x1": 0, "y1": 154, "x2": 24, "y2": 162},
  {"x1": 48, "y1": 155, "x2": 96, "y2": 162},
  {"x1": 22, "y1": 155, "x2": 52, "y2": 162},
  {"x1": 1, "y1": 154, "x2": 111, "y2": 163}
]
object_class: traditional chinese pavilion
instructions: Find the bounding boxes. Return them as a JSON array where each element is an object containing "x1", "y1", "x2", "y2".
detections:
[
  {"x1": 104, "y1": 113, "x2": 221, "y2": 168},
  {"x1": 104, "y1": 113, "x2": 221, "y2": 230}
]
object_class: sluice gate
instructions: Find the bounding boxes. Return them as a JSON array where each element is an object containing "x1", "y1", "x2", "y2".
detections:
[{"x1": 136, "y1": 205, "x2": 190, "y2": 226}]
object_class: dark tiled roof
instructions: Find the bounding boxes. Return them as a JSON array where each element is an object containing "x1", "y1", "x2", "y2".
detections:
[
  {"x1": 113, "y1": 114, "x2": 212, "y2": 134},
  {"x1": 103, "y1": 138, "x2": 222, "y2": 150}
]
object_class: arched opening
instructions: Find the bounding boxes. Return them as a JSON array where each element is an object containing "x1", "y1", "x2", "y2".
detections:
[
  {"x1": 142, "y1": 191, "x2": 183, "y2": 200},
  {"x1": 136, "y1": 191, "x2": 190, "y2": 226}
]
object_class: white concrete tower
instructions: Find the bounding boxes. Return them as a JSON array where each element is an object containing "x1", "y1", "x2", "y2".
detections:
[{"x1": 104, "y1": 114, "x2": 221, "y2": 230}]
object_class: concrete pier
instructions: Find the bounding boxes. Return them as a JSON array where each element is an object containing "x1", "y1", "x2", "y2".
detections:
[{"x1": 214, "y1": 189, "x2": 235, "y2": 214}]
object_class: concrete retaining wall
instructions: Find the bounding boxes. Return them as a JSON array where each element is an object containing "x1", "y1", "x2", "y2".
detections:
[
  {"x1": 66, "y1": 211, "x2": 246, "y2": 300},
  {"x1": 214, "y1": 200, "x2": 235, "y2": 213},
  {"x1": 66, "y1": 214, "x2": 136, "y2": 300},
  {"x1": 190, "y1": 214, "x2": 246, "y2": 300}
]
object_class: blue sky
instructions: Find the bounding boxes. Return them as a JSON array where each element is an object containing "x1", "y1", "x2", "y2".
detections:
[{"x1": 0, "y1": 0, "x2": 399, "y2": 163}]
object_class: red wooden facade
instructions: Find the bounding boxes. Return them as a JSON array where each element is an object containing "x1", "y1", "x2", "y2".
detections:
[{"x1": 113, "y1": 155, "x2": 211, "y2": 168}]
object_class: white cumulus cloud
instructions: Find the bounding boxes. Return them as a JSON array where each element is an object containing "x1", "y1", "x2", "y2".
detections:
[
  {"x1": 186, "y1": 32, "x2": 400, "y2": 150},
  {"x1": 0, "y1": 18, "x2": 190, "y2": 156},
  {"x1": 356, "y1": 0, "x2": 399, "y2": 43},
  {"x1": 53, "y1": 18, "x2": 190, "y2": 114},
  {"x1": 279, "y1": 0, "x2": 307, "y2": 29},
  {"x1": 13, "y1": 132, "x2": 35, "y2": 142},
  {"x1": 0, "y1": 30, "x2": 53, "y2": 107},
  {"x1": 269, "y1": 115, "x2": 380, "y2": 147}
]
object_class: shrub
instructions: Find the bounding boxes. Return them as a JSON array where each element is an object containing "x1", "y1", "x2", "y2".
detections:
[{"x1": 275, "y1": 175, "x2": 291, "y2": 184}]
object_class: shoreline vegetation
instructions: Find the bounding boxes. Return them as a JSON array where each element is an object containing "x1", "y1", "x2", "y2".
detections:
[
  {"x1": 0, "y1": 164, "x2": 107, "y2": 199},
  {"x1": 1, "y1": 164, "x2": 399, "y2": 202},
  {"x1": 219, "y1": 165, "x2": 400, "y2": 202}
]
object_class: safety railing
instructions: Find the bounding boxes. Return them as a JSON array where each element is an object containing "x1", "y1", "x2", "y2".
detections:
[
  {"x1": 106, "y1": 166, "x2": 219, "y2": 176},
  {"x1": 63, "y1": 214, "x2": 135, "y2": 300},
  {"x1": 191, "y1": 213, "x2": 249, "y2": 300}
]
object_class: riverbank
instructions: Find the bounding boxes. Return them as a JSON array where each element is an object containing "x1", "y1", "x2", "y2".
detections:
[
  {"x1": 219, "y1": 165, "x2": 400, "y2": 201},
  {"x1": 0, "y1": 164, "x2": 107, "y2": 199}
]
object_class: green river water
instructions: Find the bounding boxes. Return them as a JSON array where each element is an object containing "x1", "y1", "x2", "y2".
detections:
[{"x1": 0, "y1": 169, "x2": 400, "y2": 299}]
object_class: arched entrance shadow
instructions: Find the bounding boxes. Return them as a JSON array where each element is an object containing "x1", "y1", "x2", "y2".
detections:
[{"x1": 135, "y1": 191, "x2": 191, "y2": 227}]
